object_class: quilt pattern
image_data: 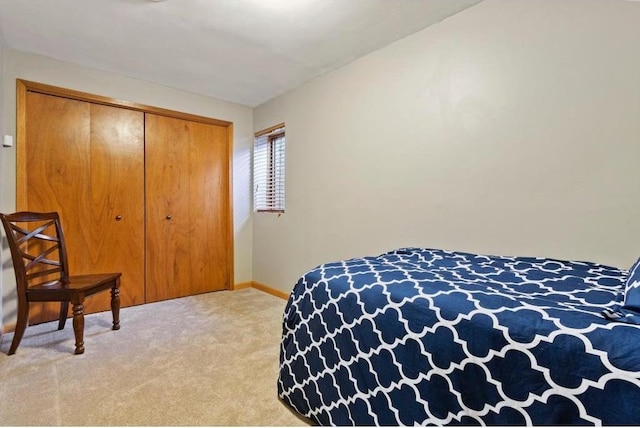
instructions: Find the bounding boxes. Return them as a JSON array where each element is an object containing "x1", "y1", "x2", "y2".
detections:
[{"x1": 278, "y1": 248, "x2": 640, "y2": 425}]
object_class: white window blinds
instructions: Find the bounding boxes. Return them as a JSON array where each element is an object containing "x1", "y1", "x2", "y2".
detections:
[{"x1": 254, "y1": 124, "x2": 285, "y2": 213}]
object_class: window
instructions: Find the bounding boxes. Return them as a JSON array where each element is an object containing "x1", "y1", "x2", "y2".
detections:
[{"x1": 253, "y1": 123, "x2": 285, "y2": 213}]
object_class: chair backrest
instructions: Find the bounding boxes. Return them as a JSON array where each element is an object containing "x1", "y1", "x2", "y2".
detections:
[{"x1": 0, "y1": 212, "x2": 70, "y2": 296}]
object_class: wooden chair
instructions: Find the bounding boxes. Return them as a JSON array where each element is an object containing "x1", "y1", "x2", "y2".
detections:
[{"x1": 0, "y1": 211, "x2": 121, "y2": 355}]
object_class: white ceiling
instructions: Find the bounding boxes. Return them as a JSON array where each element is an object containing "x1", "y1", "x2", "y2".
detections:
[{"x1": 0, "y1": 0, "x2": 482, "y2": 107}]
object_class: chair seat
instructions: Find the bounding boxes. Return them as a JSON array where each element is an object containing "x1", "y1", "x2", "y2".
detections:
[{"x1": 27, "y1": 273, "x2": 122, "y2": 302}]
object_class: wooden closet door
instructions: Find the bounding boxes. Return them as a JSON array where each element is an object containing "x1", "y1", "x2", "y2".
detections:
[
  {"x1": 189, "y1": 121, "x2": 231, "y2": 293},
  {"x1": 85, "y1": 103, "x2": 145, "y2": 312},
  {"x1": 145, "y1": 114, "x2": 192, "y2": 302},
  {"x1": 22, "y1": 92, "x2": 145, "y2": 324},
  {"x1": 24, "y1": 93, "x2": 89, "y2": 323},
  {"x1": 145, "y1": 114, "x2": 231, "y2": 302}
]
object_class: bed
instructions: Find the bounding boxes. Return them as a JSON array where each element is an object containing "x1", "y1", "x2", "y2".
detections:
[{"x1": 278, "y1": 247, "x2": 640, "y2": 425}]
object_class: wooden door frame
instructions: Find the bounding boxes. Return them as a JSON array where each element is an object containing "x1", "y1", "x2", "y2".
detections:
[{"x1": 16, "y1": 79, "x2": 235, "y2": 289}]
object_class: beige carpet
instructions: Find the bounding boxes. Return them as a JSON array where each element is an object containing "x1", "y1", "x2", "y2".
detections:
[{"x1": 0, "y1": 288, "x2": 312, "y2": 426}]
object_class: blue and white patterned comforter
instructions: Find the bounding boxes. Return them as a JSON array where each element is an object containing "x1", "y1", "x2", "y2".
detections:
[{"x1": 278, "y1": 248, "x2": 640, "y2": 425}]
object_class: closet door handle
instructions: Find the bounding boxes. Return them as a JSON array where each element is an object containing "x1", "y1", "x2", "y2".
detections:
[
  {"x1": 166, "y1": 215, "x2": 172, "y2": 220},
  {"x1": 115, "y1": 215, "x2": 122, "y2": 221}
]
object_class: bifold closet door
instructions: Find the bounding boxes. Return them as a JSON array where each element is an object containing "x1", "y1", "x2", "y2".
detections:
[
  {"x1": 145, "y1": 113, "x2": 231, "y2": 302},
  {"x1": 22, "y1": 92, "x2": 145, "y2": 324}
]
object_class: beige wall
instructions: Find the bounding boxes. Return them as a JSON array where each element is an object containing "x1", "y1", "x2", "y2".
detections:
[
  {"x1": 253, "y1": 0, "x2": 640, "y2": 293},
  {"x1": 0, "y1": 48, "x2": 254, "y2": 326}
]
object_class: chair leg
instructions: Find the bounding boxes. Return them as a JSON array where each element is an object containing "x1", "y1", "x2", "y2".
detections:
[
  {"x1": 58, "y1": 301, "x2": 69, "y2": 330},
  {"x1": 111, "y1": 282, "x2": 121, "y2": 331},
  {"x1": 8, "y1": 302, "x2": 29, "y2": 355},
  {"x1": 72, "y1": 302, "x2": 85, "y2": 355}
]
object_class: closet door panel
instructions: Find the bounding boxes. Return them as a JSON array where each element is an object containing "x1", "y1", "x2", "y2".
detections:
[
  {"x1": 22, "y1": 93, "x2": 145, "y2": 324},
  {"x1": 189, "y1": 122, "x2": 230, "y2": 292},
  {"x1": 85, "y1": 103, "x2": 145, "y2": 313},
  {"x1": 24, "y1": 92, "x2": 91, "y2": 323},
  {"x1": 145, "y1": 114, "x2": 231, "y2": 301},
  {"x1": 145, "y1": 114, "x2": 192, "y2": 302}
]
